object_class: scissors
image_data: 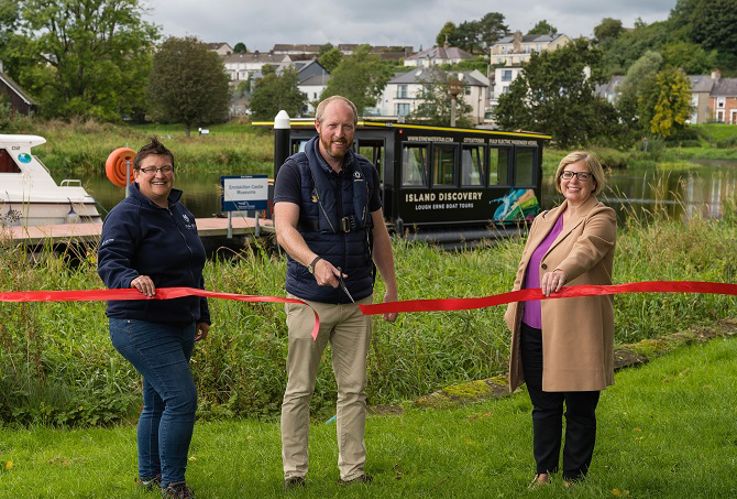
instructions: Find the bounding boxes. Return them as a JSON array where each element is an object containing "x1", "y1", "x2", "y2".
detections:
[{"x1": 336, "y1": 268, "x2": 355, "y2": 303}]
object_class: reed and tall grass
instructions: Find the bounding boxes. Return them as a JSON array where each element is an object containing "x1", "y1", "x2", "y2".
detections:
[
  {"x1": 8, "y1": 119, "x2": 274, "y2": 176},
  {"x1": 2, "y1": 206, "x2": 737, "y2": 427}
]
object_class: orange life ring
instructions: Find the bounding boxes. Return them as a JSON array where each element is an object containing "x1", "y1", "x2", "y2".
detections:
[{"x1": 105, "y1": 147, "x2": 136, "y2": 188}]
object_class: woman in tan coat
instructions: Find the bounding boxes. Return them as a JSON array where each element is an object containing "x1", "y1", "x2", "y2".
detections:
[{"x1": 504, "y1": 151, "x2": 616, "y2": 488}]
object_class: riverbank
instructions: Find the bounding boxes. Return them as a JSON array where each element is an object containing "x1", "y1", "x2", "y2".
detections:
[
  {"x1": 2, "y1": 335, "x2": 736, "y2": 498},
  {"x1": 13, "y1": 120, "x2": 737, "y2": 177},
  {"x1": 2, "y1": 211, "x2": 737, "y2": 426}
]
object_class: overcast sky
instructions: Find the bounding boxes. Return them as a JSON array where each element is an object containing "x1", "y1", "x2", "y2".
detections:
[{"x1": 141, "y1": 1, "x2": 677, "y2": 51}]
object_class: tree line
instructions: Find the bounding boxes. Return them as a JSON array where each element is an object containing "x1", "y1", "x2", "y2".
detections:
[{"x1": 1, "y1": 0, "x2": 735, "y2": 145}]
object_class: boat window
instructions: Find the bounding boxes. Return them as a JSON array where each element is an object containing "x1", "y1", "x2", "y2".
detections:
[
  {"x1": 489, "y1": 147, "x2": 510, "y2": 185},
  {"x1": 0, "y1": 149, "x2": 21, "y2": 174},
  {"x1": 514, "y1": 148, "x2": 536, "y2": 186},
  {"x1": 433, "y1": 144, "x2": 456, "y2": 186},
  {"x1": 290, "y1": 139, "x2": 310, "y2": 154},
  {"x1": 401, "y1": 144, "x2": 428, "y2": 187},
  {"x1": 358, "y1": 140, "x2": 384, "y2": 184},
  {"x1": 461, "y1": 145, "x2": 484, "y2": 186}
]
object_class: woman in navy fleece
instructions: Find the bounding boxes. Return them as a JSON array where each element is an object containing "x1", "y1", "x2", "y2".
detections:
[{"x1": 98, "y1": 137, "x2": 209, "y2": 499}]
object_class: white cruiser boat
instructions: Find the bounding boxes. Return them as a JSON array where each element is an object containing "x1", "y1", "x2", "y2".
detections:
[{"x1": 0, "y1": 134, "x2": 101, "y2": 227}]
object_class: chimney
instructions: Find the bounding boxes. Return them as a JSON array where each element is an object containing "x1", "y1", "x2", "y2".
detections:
[
  {"x1": 711, "y1": 69, "x2": 721, "y2": 81},
  {"x1": 0, "y1": 60, "x2": 3, "y2": 73},
  {"x1": 512, "y1": 31, "x2": 523, "y2": 53}
]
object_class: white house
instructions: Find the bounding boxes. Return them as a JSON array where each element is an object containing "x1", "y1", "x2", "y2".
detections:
[
  {"x1": 369, "y1": 67, "x2": 490, "y2": 124},
  {"x1": 222, "y1": 52, "x2": 292, "y2": 83},
  {"x1": 488, "y1": 32, "x2": 571, "y2": 111},
  {"x1": 489, "y1": 32, "x2": 571, "y2": 66}
]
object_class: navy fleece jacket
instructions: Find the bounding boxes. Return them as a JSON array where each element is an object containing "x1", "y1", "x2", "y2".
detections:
[{"x1": 97, "y1": 183, "x2": 210, "y2": 325}]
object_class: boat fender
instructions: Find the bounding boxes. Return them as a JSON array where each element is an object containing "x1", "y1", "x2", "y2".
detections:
[{"x1": 105, "y1": 147, "x2": 136, "y2": 188}]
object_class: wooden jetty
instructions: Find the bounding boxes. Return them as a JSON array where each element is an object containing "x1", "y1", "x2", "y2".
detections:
[{"x1": 2, "y1": 216, "x2": 274, "y2": 246}]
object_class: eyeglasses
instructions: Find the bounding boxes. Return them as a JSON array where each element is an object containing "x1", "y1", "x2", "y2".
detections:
[
  {"x1": 561, "y1": 171, "x2": 592, "y2": 181},
  {"x1": 139, "y1": 165, "x2": 173, "y2": 175}
]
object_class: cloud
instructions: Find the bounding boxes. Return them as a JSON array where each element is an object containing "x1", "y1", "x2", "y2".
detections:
[{"x1": 142, "y1": 0, "x2": 675, "y2": 50}]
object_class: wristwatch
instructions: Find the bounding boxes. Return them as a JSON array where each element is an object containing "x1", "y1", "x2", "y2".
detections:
[{"x1": 307, "y1": 256, "x2": 322, "y2": 274}]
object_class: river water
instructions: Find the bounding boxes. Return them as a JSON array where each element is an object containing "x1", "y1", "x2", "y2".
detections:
[{"x1": 78, "y1": 159, "x2": 737, "y2": 223}]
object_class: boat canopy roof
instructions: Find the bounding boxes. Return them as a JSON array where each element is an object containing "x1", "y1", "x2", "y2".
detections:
[
  {"x1": 0, "y1": 134, "x2": 46, "y2": 149},
  {"x1": 252, "y1": 118, "x2": 552, "y2": 141}
]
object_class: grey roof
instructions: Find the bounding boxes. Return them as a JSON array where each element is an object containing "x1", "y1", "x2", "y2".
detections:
[
  {"x1": 389, "y1": 67, "x2": 488, "y2": 86},
  {"x1": 495, "y1": 33, "x2": 566, "y2": 44},
  {"x1": 405, "y1": 45, "x2": 473, "y2": 61},
  {"x1": 711, "y1": 78, "x2": 737, "y2": 97},
  {"x1": 223, "y1": 53, "x2": 290, "y2": 64},
  {"x1": 272, "y1": 44, "x2": 322, "y2": 53},
  {"x1": 299, "y1": 74, "x2": 330, "y2": 86},
  {"x1": 689, "y1": 75, "x2": 716, "y2": 93},
  {"x1": 0, "y1": 71, "x2": 35, "y2": 105}
]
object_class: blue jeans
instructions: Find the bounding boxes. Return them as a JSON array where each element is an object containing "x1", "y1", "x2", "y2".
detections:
[{"x1": 109, "y1": 318, "x2": 197, "y2": 488}]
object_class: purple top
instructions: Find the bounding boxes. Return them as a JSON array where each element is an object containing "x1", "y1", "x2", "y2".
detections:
[{"x1": 522, "y1": 213, "x2": 565, "y2": 328}]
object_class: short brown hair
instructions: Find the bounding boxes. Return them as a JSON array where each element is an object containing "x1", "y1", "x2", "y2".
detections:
[
  {"x1": 315, "y1": 95, "x2": 358, "y2": 124},
  {"x1": 554, "y1": 151, "x2": 606, "y2": 196},
  {"x1": 134, "y1": 137, "x2": 175, "y2": 171}
]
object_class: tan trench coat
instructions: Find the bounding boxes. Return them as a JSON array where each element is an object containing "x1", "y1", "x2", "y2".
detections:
[{"x1": 504, "y1": 196, "x2": 616, "y2": 392}]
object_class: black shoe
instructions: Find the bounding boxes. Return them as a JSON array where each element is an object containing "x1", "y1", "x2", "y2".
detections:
[
  {"x1": 136, "y1": 475, "x2": 161, "y2": 492},
  {"x1": 338, "y1": 474, "x2": 373, "y2": 485},
  {"x1": 284, "y1": 476, "x2": 306, "y2": 490},
  {"x1": 161, "y1": 482, "x2": 194, "y2": 498}
]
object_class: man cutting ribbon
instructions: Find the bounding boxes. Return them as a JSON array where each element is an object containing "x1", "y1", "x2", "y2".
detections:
[{"x1": 272, "y1": 96, "x2": 399, "y2": 489}]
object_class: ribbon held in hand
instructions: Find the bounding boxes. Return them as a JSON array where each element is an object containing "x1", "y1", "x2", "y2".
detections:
[
  {"x1": 0, "y1": 287, "x2": 321, "y2": 340},
  {"x1": 358, "y1": 281, "x2": 737, "y2": 316}
]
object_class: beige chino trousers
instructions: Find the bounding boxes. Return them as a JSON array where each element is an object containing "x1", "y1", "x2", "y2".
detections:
[{"x1": 281, "y1": 294, "x2": 373, "y2": 481}]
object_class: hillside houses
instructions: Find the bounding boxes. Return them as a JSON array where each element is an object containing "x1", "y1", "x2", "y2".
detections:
[
  {"x1": 596, "y1": 70, "x2": 737, "y2": 125},
  {"x1": 490, "y1": 32, "x2": 571, "y2": 66},
  {"x1": 368, "y1": 67, "x2": 490, "y2": 125},
  {"x1": 404, "y1": 44, "x2": 474, "y2": 67}
]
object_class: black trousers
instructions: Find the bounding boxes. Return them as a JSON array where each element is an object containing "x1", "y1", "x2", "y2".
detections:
[{"x1": 520, "y1": 322, "x2": 600, "y2": 480}]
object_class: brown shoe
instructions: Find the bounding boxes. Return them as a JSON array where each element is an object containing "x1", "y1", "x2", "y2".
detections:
[
  {"x1": 527, "y1": 473, "x2": 551, "y2": 490},
  {"x1": 338, "y1": 474, "x2": 373, "y2": 485}
]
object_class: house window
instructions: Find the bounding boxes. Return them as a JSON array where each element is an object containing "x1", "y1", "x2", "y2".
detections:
[
  {"x1": 502, "y1": 70, "x2": 513, "y2": 82},
  {"x1": 397, "y1": 85, "x2": 408, "y2": 99},
  {"x1": 716, "y1": 110, "x2": 725, "y2": 123},
  {"x1": 396, "y1": 103, "x2": 410, "y2": 117},
  {"x1": 717, "y1": 97, "x2": 726, "y2": 109},
  {"x1": 464, "y1": 87, "x2": 471, "y2": 95}
]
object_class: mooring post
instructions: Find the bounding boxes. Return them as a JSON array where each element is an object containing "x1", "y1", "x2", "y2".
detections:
[{"x1": 274, "y1": 110, "x2": 291, "y2": 179}]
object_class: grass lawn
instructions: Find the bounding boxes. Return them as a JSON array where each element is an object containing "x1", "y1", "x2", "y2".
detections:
[{"x1": 2, "y1": 336, "x2": 737, "y2": 498}]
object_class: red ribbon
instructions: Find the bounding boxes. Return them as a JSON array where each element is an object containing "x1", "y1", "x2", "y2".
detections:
[
  {"x1": 3, "y1": 281, "x2": 736, "y2": 339},
  {"x1": 359, "y1": 281, "x2": 737, "y2": 315},
  {"x1": 0, "y1": 287, "x2": 321, "y2": 340}
]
